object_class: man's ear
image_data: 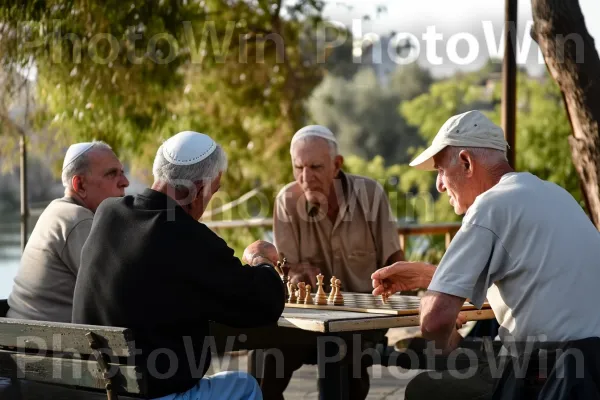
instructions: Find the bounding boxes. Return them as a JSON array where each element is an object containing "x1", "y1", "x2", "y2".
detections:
[
  {"x1": 334, "y1": 155, "x2": 344, "y2": 175},
  {"x1": 459, "y1": 150, "x2": 474, "y2": 177},
  {"x1": 71, "y1": 175, "x2": 86, "y2": 196}
]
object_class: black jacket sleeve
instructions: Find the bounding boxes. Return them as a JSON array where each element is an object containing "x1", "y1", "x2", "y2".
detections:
[{"x1": 179, "y1": 224, "x2": 286, "y2": 328}]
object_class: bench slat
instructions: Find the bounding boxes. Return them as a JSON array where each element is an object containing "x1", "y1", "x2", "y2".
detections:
[
  {"x1": 0, "y1": 349, "x2": 143, "y2": 394},
  {"x1": 0, "y1": 318, "x2": 134, "y2": 357}
]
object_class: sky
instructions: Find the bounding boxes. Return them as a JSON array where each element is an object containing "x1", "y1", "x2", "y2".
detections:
[{"x1": 318, "y1": 0, "x2": 600, "y2": 77}]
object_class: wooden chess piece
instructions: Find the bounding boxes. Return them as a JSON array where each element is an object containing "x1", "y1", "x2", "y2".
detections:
[
  {"x1": 333, "y1": 278, "x2": 344, "y2": 305},
  {"x1": 297, "y1": 282, "x2": 306, "y2": 304},
  {"x1": 328, "y1": 276, "x2": 337, "y2": 303},
  {"x1": 288, "y1": 282, "x2": 297, "y2": 303},
  {"x1": 315, "y1": 274, "x2": 328, "y2": 305},
  {"x1": 279, "y1": 259, "x2": 290, "y2": 299},
  {"x1": 305, "y1": 285, "x2": 313, "y2": 305}
]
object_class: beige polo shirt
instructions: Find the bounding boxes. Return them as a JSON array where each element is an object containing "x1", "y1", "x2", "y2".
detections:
[{"x1": 274, "y1": 172, "x2": 401, "y2": 293}]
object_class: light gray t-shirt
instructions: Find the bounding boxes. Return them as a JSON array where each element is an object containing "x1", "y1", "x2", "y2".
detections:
[
  {"x1": 429, "y1": 172, "x2": 600, "y2": 348},
  {"x1": 7, "y1": 197, "x2": 93, "y2": 322}
]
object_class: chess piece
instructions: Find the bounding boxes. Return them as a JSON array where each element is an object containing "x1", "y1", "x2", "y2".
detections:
[
  {"x1": 279, "y1": 259, "x2": 290, "y2": 299},
  {"x1": 381, "y1": 292, "x2": 389, "y2": 304},
  {"x1": 278, "y1": 261, "x2": 289, "y2": 300},
  {"x1": 305, "y1": 285, "x2": 313, "y2": 305},
  {"x1": 315, "y1": 274, "x2": 328, "y2": 305},
  {"x1": 333, "y1": 279, "x2": 344, "y2": 305},
  {"x1": 328, "y1": 276, "x2": 337, "y2": 303},
  {"x1": 288, "y1": 282, "x2": 297, "y2": 303},
  {"x1": 297, "y1": 282, "x2": 306, "y2": 304}
]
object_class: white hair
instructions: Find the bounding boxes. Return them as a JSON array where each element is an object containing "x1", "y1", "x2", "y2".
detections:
[
  {"x1": 152, "y1": 143, "x2": 228, "y2": 190},
  {"x1": 61, "y1": 141, "x2": 113, "y2": 189},
  {"x1": 291, "y1": 135, "x2": 338, "y2": 159},
  {"x1": 446, "y1": 146, "x2": 508, "y2": 166}
]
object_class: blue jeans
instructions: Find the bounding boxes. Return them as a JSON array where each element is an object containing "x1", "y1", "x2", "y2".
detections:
[{"x1": 153, "y1": 371, "x2": 262, "y2": 400}]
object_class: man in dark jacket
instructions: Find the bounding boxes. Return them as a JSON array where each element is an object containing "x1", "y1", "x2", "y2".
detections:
[{"x1": 72, "y1": 131, "x2": 285, "y2": 400}]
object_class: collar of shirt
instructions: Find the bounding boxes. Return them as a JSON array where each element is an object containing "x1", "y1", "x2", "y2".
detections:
[
  {"x1": 63, "y1": 195, "x2": 89, "y2": 210},
  {"x1": 136, "y1": 188, "x2": 184, "y2": 212}
]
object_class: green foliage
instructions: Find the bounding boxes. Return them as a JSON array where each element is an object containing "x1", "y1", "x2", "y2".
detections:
[
  {"x1": 306, "y1": 64, "x2": 432, "y2": 165},
  {"x1": 0, "y1": 0, "x2": 335, "y2": 256}
]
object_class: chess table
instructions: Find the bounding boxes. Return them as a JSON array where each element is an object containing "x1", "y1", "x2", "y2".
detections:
[{"x1": 211, "y1": 296, "x2": 495, "y2": 400}]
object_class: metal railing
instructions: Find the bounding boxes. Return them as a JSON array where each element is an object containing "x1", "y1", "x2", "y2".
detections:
[{"x1": 202, "y1": 218, "x2": 462, "y2": 250}]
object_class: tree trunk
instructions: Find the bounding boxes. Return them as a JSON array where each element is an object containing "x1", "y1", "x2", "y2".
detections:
[{"x1": 531, "y1": 0, "x2": 600, "y2": 229}]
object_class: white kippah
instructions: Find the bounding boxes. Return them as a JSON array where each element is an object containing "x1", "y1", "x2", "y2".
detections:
[
  {"x1": 162, "y1": 131, "x2": 217, "y2": 166},
  {"x1": 62, "y1": 142, "x2": 95, "y2": 171},
  {"x1": 291, "y1": 125, "x2": 338, "y2": 148}
]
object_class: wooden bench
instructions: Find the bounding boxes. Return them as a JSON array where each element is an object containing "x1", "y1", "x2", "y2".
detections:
[{"x1": 0, "y1": 299, "x2": 146, "y2": 399}]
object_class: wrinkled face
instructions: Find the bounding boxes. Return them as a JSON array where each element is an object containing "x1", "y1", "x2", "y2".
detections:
[
  {"x1": 291, "y1": 138, "x2": 341, "y2": 206},
  {"x1": 79, "y1": 149, "x2": 129, "y2": 211},
  {"x1": 433, "y1": 149, "x2": 473, "y2": 215}
]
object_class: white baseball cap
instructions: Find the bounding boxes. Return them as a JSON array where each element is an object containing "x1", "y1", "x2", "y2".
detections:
[
  {"x1": 409, "y1": 110, "x2": 509, "y2": 170},
  {"x1": 290, "y1": 125, "x2": 337, "y2": 152},
  {"x1": 161, "y1": 131, "x2": 217, "y2": 165},
  {"x1": 62, "y1": 142, "x2": 95, "y2": 171}
]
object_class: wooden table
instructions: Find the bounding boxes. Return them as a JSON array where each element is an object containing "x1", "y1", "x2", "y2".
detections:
[{"x1": 212, "y1": 306, "x2": 495, "y2": 400}]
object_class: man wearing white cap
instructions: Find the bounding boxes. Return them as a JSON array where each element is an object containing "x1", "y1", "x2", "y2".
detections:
[
  {"x1": 372, "y1": 110, "x2": 600, "y2": 398},
  {"x1": 251, "y1": 125, "x2": 403, "y2": 399},
  {"x1": 72, "y1": 131, "x2": 285, "y2": 400},
  {"x1": 7, "y1": 141, "x2": 129, "y2": 322}
]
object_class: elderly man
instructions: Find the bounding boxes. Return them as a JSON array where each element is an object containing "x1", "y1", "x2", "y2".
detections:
[
  {"x1": 7, "y1": 141, "x2": 129, "y2": 322},
  {"x1": 372, "y1": 110, "x2": 600, "y2": 399},
  {"x1": 72, "y1": 131, "x2": 285, "y2": 400},
  {"x1": 250, "y1": 125, "x2": 403, "y2": 400}
]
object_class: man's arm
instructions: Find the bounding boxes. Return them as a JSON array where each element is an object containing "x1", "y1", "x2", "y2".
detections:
[
  {"x1": 420, "y1": 290, "x2": 465, "y2": 354},
  {"x1": 272, "y1": 193, "x2": 321, "y2": 287},
  {"x1": 372, "y1": 261, "x2": 436, "y2": 295},
  {"x1": 372, "y1": 182, "x2": 403, "y2": 268},
  {"x1": 385, "y1": 249, "x2": 405, "y2": 265},
  {"x1": 272, "y1": 193, "x2": 300, "y2": 264}
]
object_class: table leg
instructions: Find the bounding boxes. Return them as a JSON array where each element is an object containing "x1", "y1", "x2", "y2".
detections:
[{"x1": 317, "y1": 334, "x2": 349, "y2": 400}]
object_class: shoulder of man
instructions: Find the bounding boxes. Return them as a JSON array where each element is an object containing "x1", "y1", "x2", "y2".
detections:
[
  {"x1": 345, "y1": 173, "x2": 387, "y2": 200},
  {"x1": 462, "y1": 175, "x2": 524, "y2": 228},
  {"x1": 45, "y1": 197, "x2": 94, "y2": 226},
  {"x1": 275, "y1": 181, "x2": 304, "y2": 208},
  {"x1": 94, "y1": 195, "x2": 133, "y2": 215}
]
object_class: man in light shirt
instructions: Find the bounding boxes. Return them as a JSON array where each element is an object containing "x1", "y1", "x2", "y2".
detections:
[
  {"x1": 372, "y1": 110, "x2": 600, "y2": 399},
  {"x1": 7, "y1": 141, "x2": 129, "y2": 322}
]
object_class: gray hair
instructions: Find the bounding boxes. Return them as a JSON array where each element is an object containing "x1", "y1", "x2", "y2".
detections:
[
  {"x1": 291, "y1": 135, "x2": 338, "y2": 159},
  {"x1": 61, "y1": 141, "x2": 113, "y2": 189},
  {"x1": 152, "y1": 143, "x2": 228, "y2": 190},
  {"x1": 446, "y1": 146, "x2": 508, "y2": 166}
]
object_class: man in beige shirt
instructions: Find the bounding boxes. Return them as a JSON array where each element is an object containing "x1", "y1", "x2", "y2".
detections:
[
  {"x1": 7, "y1": 141, "x2": 129, "y2": 322},
  {"x1": 250, "y1": 125, "x2": 404, "y2": 400}
]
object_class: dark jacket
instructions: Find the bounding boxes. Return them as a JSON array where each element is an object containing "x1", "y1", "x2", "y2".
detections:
[{"x1": 72, "y1": 189, "x2": 285, "y2": 398}]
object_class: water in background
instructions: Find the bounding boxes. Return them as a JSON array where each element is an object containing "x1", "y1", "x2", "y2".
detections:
[{"x1": 0, "y1": 218, "x2": 34, "y2": 299}]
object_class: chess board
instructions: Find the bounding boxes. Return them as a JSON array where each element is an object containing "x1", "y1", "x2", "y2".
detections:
[{"x1": 285, "y1": 292, "x2": 487, "y2": 315}]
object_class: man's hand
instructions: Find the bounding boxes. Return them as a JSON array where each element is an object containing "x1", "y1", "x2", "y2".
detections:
[
  {"x1": 242, "y1": 240, "x2": 279, "y2": 266},
  {"x1": 455, "y1": 312, "x2": 467, "y2": 330},
  {"x1": 371, "y1": 261, "x2": 436, "y2": 296},
  {"x1": 289, "y1": 262, "x2": 321, "y2": 288}
]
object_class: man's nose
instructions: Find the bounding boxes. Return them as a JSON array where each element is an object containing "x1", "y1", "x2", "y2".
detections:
[
  {"x1": 120, "y1": 174, "x2": 130, "y2": 188},
  {"x1": 436, "y1": 173, "x2": 445, "y2": 193},
  {"x1": 302, "y1": 167, "x2": 312, "y2": 183}
]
